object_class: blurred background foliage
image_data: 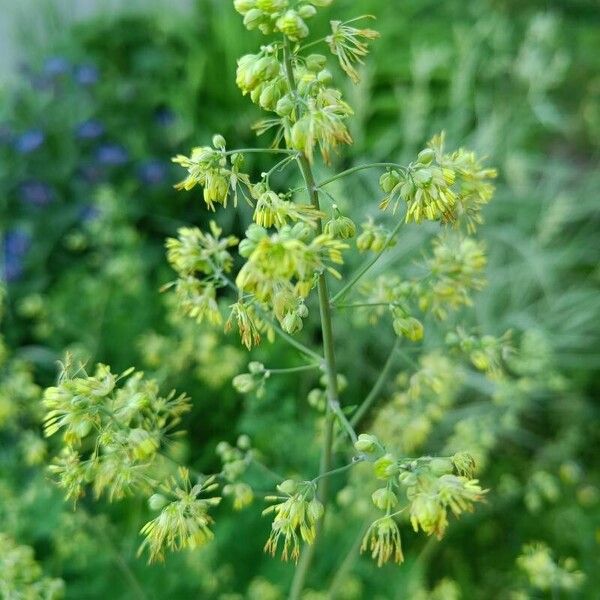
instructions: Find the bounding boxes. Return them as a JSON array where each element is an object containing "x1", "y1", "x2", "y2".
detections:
[{"x1": 0, "y1": 0, "x2": 598, "y2": 598}]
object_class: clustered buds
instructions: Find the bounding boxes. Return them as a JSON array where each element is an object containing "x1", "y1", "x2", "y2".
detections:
[
  {"x1": 263, "y1": 479, "x2": 324, "y2": 562},
  {"x1": 446, "y1": 327, "x2": 513, "y2": 376},
  {"x1": 352, "y1": 434, "x2": 486, "y2": 565},
  {"x1": 217, "y1": 435, "x2": 256, "y2": 510},
  {"x1": 324, "y1": 204, "x2": 357, "y2": 239},
  {"x1": 379, "y1": 133, "x2": 497, "y2": 229},
  {"x1": 139, "y1": 468, "x2": 221, "y2": 562},
  {"x1": 356, "y1": 217, "x2": 396, "y2": 253},
  {"x1": 165, "y1": 222, "x2": 239, "y2": 326},
  {"x1": 234, "y1": 1, "x2": 330, "y2": 40},
  {"x1": 172, "y1": 135, "x2": 251, "y2": 210},
  {"x1": 43, "y1": 362, "x2": 190, "y2": 502}
]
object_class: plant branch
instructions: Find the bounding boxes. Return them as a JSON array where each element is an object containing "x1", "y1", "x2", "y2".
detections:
[{"x1": 317, "y1": 162, "x2": 406, "y2": 188}]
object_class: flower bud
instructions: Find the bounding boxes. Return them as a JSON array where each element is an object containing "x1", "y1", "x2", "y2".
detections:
[
  {"x1": 354, "y1": 433, "x2": 379, "y2": 454},
  {"x1": 373, "y1": 453, "x2": 399, "y2": 480},
  {"x1": 276, "y1": 94, "x2": 295, "y2": 116},
  {"x1": 257, "y1": 0, "x2": 287, "y2": 12},
  {"x1": 393, "y1": 316, "x2": 424, "y2": 342},
  {"x1": 234, "y1": 0, "x2": 256, "y2": 14},
  {"x1": 307, "y1": 388, "x2": 326, "y2": 410},
  {"x1": 277, "y1": 479, "x2": 298, "y2": 495},
  {"x1": 276, "y1": 10, "x2": 309, "y2": 41},
  {"x1": 298, "y1": 4, "x2": 317, "y2": 19},
  {"x1": 248, "y1": 361, "x2": 265, "y2": 375},
  {"x1": 308, "y1": 497, "x2": 324, "y2": 521},
  {"x1": 324, "y1": 214, "x2": 356, "y2": 239},
  {"x1": 232, "y1": 373, "x2": 256, "y2": 394},
  {"x1": 281, "y1": 311, "x2": 303, "y2": 334},
  {"x1": 429, "y1": 457, "x2": 454, "y2": 476},
  {"x1": 371, "y1": 487, "x2": 398, "y2": 510},
  {"x1": 380, "y1": 171, "x2": 400, "y2": 194},
  {"x1": 148, "y1": 493, "x2": 168, "y2": 511},
  {"x1": 317, "y1": 69, "x2": 333, "y2": 85},
  {"x1": 416, "y1": 148, "x2": 435, "y2": 165},
  {"x1": 243, "y1": 8, "x2": 263, "y2": 30},
  {"x1": 237, "y1": 434, "x2": 252, "y2": 450},
  {"x1": 212, "y1": 134, "x2": 226, "y2": 150},
  {"x1": 306, "y1": 54, "x2": 327, "y2": 72}
]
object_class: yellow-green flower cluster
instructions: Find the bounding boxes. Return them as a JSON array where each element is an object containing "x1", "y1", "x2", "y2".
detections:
[
  {"x1": 233, "y1": 361, "x2": 269, "y2": 396},
  {"x1": 263, "y1": 479, "x2": 324, "y2": 562},
  {"x1": 379, "y1": 133, "x2": 496, "y2": 228},
  {"x1": 446, "y1": 327, "x2": 513, "y2": 376},
  {"x1": 354, "y1": 435, "x2": 484, "y2": 564},
  {"x1": 251, "y1": 182, "x2": 322, "y2": 229},
  {"x1": 217, "y1": 435, "x2": 255, "y2": 511},
  {"x1": 225, "y1": 301, "x2": 273, "y2": 349},
  {"x1": 236, "y1": 48, "x2": 287, "y2": 111},
  {"x1": 43, "y1": 362, "x2": 190, "y2": 502},
  {"x1": 234, "y1": 0, "x2": 331, "y2": 40},
  {"x1": 372, "y1": 353, "x2": 463, "y2": 453},
  {"x1": 236, "y1": 223, "x2": 347, "y2": 329},
  {"x1": 139, "y1": 468, "x2": 221, "y2": 562},
  {"x1": 0, "y1": 533, "x2": 64, "y2": 599},
  {"x1": 404, "y1": 471, "x2": 486, "y2": 539},
  {"x1": 323, "y1": 204, "x2": 356, "y2": 239},
  {"x1": 172, "y1": 135, "x2": 251, "y2": 210},
  {"x1": 419, "y1": 233, "x2": 487, "y2": 320},
  {"x1": 327, "y1": 17, "x2": 380, "y2": 83},
  {"x1": 517, "y1": 542, "x2": 585, "y2": 592},
  {"x1": 165, "y1": 221, "x2": 239, "y2": 325},
  {"x1": 356, "y1": 217, "x2": 396, "y2": 253}
]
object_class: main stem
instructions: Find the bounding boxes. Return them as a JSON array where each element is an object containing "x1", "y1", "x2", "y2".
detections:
[{"x1": 283, "y1": 38, "x2": 340, "y2": 600}]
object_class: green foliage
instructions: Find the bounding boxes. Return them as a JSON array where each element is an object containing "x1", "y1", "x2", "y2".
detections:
[{"x1": 1, "y1": 0, "x2": 598, "y2": 598}]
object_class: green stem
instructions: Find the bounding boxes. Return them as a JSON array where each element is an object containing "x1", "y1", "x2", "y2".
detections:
[
  {"x1": 283, "y1": 37, "x2": 343, "y2": 600},
  {"x1": 331, "y1": 219, "x2": 403, "y2": 305},
  {"x1": 349, "y1": 338, "x2": 399, "y2": 428},
  {"x1": 317, "y1": 162, "x2": 405, "y2": 188},
  {"x1": 311, "y1": 458, "x2": 363, "y2": 485},
  {"x1": 335, "y1": 301, "x2": 396, "y2": 309},
  {"x1": 267, "y1": 364, "x2": 322, "y2": 375},
  {"x1": 223, "y1": 148, "x2": 297, "y2": 157}
]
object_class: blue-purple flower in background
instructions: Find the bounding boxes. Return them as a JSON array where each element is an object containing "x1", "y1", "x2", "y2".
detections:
[
  {"x1": 74, "y1": 64, "x2": 99, "y2": 86},
  {"x1": 15, "y1": 129, "x2": 45, "y2": 154},
  {"x1": 43, "y1": 56, "x2": 71, "y2": 77},
  {"x1": 75, "y1": 119, "x2": 105, "y2": 140},
  {"x1": 137, "y1": 159, "x2": 168, "y2": 186},
  {"x1": 2, "y1": 230, "x2": 31, "y2": 282},
  {"x1": 96, "y1": 143, "x2": 129, "y2": 166},
  {"x1": 19, "y1": 180, "x2": 55, "y2": 207}
]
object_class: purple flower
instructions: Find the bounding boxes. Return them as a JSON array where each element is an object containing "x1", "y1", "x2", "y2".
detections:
[
  {"x1": 74, "y1": 64, "x2": 99, "y2": 86},
  {"x1": 75, "y1": 119, "x2": 105, "y2": 140},
  {"x1": 154, "y1": 107, "x2": 176, "y2": 127},
  {"x1": 43, "y1": 56, "x2": 71, "y2": 77},
  {"x1": 15, "y1": 129, "x2": 45, "y2": 154},
  {"x1": 2, "y1": 230, "x2": 31, "y2": 282},
  {"x1": 137, "y1": 159, "x2": 168, "y2": 185},
  {"x1": 96, "y1": 144, "x2": 129, "y2": 166},
  {"x1": 19, "y1": 180, "x2": 55, "y2": 206}
]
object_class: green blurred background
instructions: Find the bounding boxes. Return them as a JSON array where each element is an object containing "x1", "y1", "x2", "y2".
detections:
[{"x1": 1, "y1": 0, "x2": 599, "y2": 598}]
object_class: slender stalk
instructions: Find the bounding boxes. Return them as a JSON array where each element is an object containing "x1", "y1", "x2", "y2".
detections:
[
  {"x1": 282, "y1": 37, "x2": 345, "y2": 600},
  {"x1": 267, "y1": 364, "x2": 322, "y2": 375},
  {"x1": 223, "y1": 148, "x2": 297, "y2": 157},
  {"x1": 349, "y1": 338, "x2": 399, "y2": 428},
  {"x1": 331, "y1": 219, "x2": 403, "y2": 305},
  {"x1": 317, "y1": 162, "x2": 405, "y2": 188}
]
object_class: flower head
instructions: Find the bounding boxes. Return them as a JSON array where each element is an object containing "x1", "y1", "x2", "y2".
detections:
[
  {"x1": 361, "y1": 516, "x2": 404, "y2": 567},
  {"x1": 139, "y1": 468, "x2": 221, "y2": 562},
  {"x1": 263, "y1": 480, "x2": 324, "y2": 562},
  {"x1": 327, "y1": 17, "x2": 380, "y2": 83}
]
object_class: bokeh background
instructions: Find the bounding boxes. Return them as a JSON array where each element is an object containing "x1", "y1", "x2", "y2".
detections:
[{"x1": 1, "y1": 0, "x2": 599, "y2": 598}]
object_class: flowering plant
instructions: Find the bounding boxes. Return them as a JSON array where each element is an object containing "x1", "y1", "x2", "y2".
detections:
[{"x1": 41, "y1": 1, "x2": 499, "y2": 596}]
